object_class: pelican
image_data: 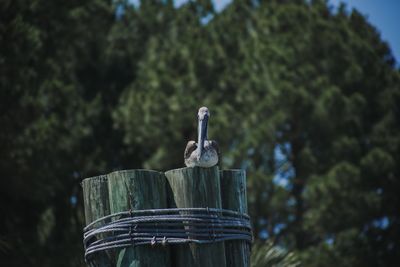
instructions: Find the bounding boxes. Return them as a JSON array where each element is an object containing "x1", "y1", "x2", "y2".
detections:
[{"x1": 184, "y1": 107, "x2": 219, "y2": 167}]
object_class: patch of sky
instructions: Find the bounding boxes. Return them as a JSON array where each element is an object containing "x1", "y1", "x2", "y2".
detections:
[
  {"x1": 129, "y1": 0, "x2": 231, "y2": 12},
  {"x1": 273, "y1": 142, "x2": 294, "y2": 189},
  {"x1": 259, "y1": 229, "x2": 269, "y2": 239},
  {"x1": 70, "y1": 195, "x2": 78, "y2": 206},
  {"x1": 273, "y1": 223, "x2": 286, "y2": 235},
  {"x1": 273, "y1": 174, "x2": 290, "y2": 188},
  {"x1": 274, "y1": 142, "x2": 289, "y2": 162},
  {"x1": 329, "y1": 0, "x2": 400, "y2": 65},
  {"x1": 247, "y1": 147, "x2": 255, "y2": 156},
  {"x1": 372, "y1": 216, "x2": 389, "y2": 230},
  {"x1": 128, "y1": 0, "x2": 140, "y2": 7},
  {"x1": 127, "y1": 0, "x2": 139, "y2": 8},
  {"x1": 201, "y1": 14, "x2": 214, "y2": 24},
  {"x1": 257, "y1": 221, "x2": 289, "y2": 240},
  {"x1": 325, "y1": 237, "x2": 334, "y2": 246},
  {"x1": 115, "y1": 3, "x2": 125, "y2": 18}
]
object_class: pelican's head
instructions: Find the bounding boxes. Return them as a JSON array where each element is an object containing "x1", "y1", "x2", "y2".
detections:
[
  {"x1": 197, "y1": 107, "x2": 210, "y2": 160},
  {"x1": 198, "y1": 106, "x2": 210, "y2": 121}
]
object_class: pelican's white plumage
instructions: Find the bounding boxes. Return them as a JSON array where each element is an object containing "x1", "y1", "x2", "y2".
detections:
[{"x1": 184, "y1": 107, "x2": 219, "y2": 167}]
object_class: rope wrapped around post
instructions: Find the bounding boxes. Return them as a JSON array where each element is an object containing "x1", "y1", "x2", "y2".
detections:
[{"x1": 83, "y1": 207, "x2": 253, "y2": 263}]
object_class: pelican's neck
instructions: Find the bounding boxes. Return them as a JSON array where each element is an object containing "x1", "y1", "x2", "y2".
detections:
[
  {"x1": 198, "y1": 120, "x2": 201, "y2": 145},
  {"x1": 197, "y1": 117, "x2": 208, "y2": 160},
  {"x1": 198, "y1": 120, "x2": 208, "y2": 144}
]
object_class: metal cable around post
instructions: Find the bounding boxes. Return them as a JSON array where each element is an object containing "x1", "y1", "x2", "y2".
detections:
[{"x1": 83, "y1": 207, "x2": 253, "y2": 262}]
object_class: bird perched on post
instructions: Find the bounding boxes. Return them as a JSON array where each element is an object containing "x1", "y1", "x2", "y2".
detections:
[{"x1": 184, "y1": 107, "x2": 219, "y2": 167}]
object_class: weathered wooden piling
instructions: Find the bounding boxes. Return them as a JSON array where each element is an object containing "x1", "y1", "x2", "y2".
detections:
[
  {"x1": 220, "y1": 170, "x2": 250, "y2": 267},
  {"x1": 82, "y1": 167, "x2": 250, "y2": 267},
  {"x1": 165, "y1": 166, "x2": 226, "y2": 267},
  {"x1": 107, "y1": 170, "x2": 170, "y2": 267},
  {"x1": 82, "y1": 174, "x2": 113, "y2": 267}
]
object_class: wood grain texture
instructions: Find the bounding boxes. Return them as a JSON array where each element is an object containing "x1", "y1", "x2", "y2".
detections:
[
  {"x1": 82, "y1": 174, "x2": 113, "y2": 267},
  {"x1": 165, "y1": 166, "x2": 226, "y2": 267},
  {"x1": 220, "y1": 170, "x2": 250, "y2": 267},
  {"x1": 107, "y1": 170, "x2": 170, "y2": 267}
]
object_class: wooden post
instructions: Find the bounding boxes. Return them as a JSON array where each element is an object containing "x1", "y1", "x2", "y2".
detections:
[
  {"x1": 107, "y1": 170, "x2": 170, "y2": 267},
  {"x1": 82, "y1": 168, "x2": 250, "y2": 267},
  {"x1": 82, "y1": 174, "x2": 113, "y2": 267},
  {"x1": 220, "y1": 170, "x2": 250, "y2": 267},
  {"x1": 165, "y1": 166, "x2": 226, "y2": 267}
]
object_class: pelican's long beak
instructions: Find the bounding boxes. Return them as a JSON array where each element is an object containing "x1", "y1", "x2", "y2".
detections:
[{"x1": 197, "y1": 114, "x2": 209, "y2": 161}]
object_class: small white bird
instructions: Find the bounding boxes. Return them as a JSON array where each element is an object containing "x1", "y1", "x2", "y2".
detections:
[{"x1": 184, "y1": 107, "x2": 219, "y2": 168}]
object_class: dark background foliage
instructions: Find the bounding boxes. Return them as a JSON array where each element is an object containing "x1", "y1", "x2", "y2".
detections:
[{"x1": 1, "y1": 0, "x2": 399, "y2": 266}]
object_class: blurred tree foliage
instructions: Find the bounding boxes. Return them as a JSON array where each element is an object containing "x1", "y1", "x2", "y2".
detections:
[
  {"x1": 1, "y1": 0, "x2": 399, "y2": 266},
  {"x1": 252, "y1": 241, "x2": 300, "y2": 267}
]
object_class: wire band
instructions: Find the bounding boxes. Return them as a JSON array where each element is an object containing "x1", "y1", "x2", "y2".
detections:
[{"x1": 83, "y1": 207, "x2": 252, "y2": 262}]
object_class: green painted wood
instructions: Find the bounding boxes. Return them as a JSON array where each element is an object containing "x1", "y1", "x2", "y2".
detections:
[
  {"x1": 165, "y1": 166, "x2": 226, "y2": 267},
  {"x1": 220, "y1": 170, "x2": 250, "y2": 267},
  {"x1": 82, "y1": 174, "x2": 113, "y2": 267},
  {"x1": 107, "y1": 170, "x2": 170, "y2": 267}
]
